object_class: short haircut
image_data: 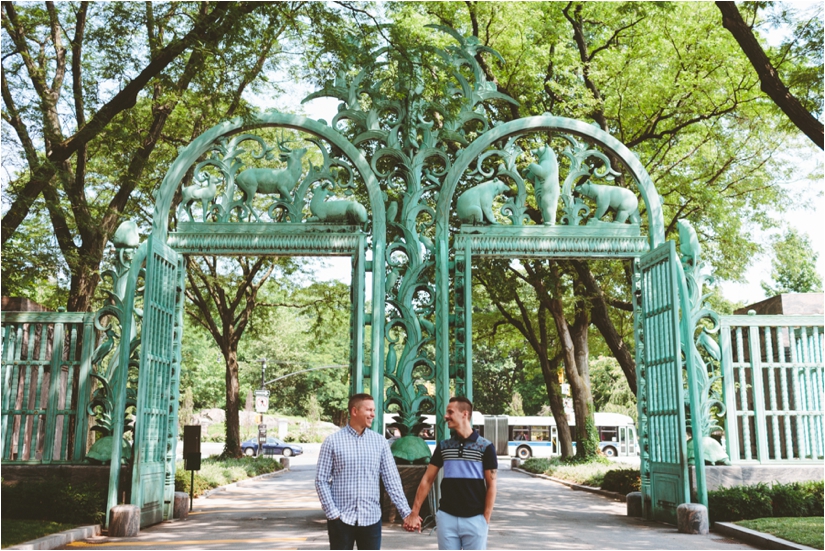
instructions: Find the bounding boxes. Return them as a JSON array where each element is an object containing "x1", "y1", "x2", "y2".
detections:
[
  {"x1": 348, "y1": 393, "x2": 374, "y2": 414},
  {"x1": 449, "y1": 396, "x2": 473, "y2": 414}
]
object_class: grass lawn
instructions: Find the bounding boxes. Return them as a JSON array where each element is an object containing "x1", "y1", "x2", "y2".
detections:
[
  {"x1": 1, "y1": 519, "x2": 78, "y2": 549},
  {"x1": 736, "y1": 517, "x2": 824, "y2": 550}
]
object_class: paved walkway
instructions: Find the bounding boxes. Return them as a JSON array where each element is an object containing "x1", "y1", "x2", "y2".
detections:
[{"x1": 60, "y1": 454, "x2": 754, "y2": 550}]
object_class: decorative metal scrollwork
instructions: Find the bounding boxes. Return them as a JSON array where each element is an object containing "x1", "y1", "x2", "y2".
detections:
[{"x1": 677, "y1": 219, "x2": 730, "y2": 465}]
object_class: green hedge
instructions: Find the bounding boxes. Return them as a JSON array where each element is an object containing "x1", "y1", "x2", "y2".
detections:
[
  {"x1": 1, "y1": 478, "x2": 106, "y2": 525},
  {"x1": 601, "y1": 469, "x2": 641, "y2": 495},
  {"x1": 708, "y1": 481, "x2": 824, "y2": 523}
]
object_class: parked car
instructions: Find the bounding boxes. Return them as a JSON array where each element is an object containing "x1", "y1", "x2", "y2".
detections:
[{"x1": 241, "y1": 437, "x2": 303, "y2": 457}]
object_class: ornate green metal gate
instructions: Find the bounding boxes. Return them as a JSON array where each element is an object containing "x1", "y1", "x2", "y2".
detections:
[
  {"x1": 637, "y1": 241, "x2": 689, "y2": 523},
  {"x1": 131, "y1": 236, "x2": 183, "y2": 527},
  {"x1": 86, "y1": 27, "x2": 724, "y2": 529}
]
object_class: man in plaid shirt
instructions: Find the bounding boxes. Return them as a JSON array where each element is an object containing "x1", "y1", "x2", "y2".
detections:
[{"x1": 315, "y1": 393, "x2": 418, "y2": 549}]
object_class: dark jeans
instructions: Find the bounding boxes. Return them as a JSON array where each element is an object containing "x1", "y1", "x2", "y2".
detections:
[{"x1": 327, "y1": 518, "x2": 382, "y2": 550}]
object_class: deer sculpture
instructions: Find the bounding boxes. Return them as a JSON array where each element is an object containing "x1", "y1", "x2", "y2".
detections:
[
  {"x1": 308, "y1": 183, "x2": 367, "y2": 225},
  {"x1": 236, "y1": 140, "x2": 308, "y2": 213},
  {"x1": 180, "y1": 174, "x2": 219, "y2": 221}
]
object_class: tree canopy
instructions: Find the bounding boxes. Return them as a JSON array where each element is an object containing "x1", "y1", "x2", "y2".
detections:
[{"x1": 2, "y1": 2, "x2": 822, "y2": 453}]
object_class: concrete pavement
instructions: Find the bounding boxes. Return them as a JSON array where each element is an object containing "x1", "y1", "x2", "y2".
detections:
[{"x1": 58, "y1": 450, "x2": 754, "y2": 550}]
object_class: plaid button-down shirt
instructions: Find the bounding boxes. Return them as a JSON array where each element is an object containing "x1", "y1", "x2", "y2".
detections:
[{"x1": 315, "y1": 424, "x2": 412, "y2": 525}]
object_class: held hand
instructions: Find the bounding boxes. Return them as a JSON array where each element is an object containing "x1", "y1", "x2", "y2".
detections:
[{"x1": 403, "y1": 513, "x2": 422, "y2": 532}]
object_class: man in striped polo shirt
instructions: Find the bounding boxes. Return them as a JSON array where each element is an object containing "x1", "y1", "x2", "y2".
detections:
[{"x1": 405, "y1": 397, "x2": 498, "y2": 549}]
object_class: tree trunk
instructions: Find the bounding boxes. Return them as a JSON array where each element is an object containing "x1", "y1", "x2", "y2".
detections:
[
  {"x1": 570, "y1": 299, "x2": 597, "y2": 458},
  {"x1": 547, "y1": 295, "x2": 597, "y2": 459},
  {"x1": 66, "y1": 263, "x2": 102, "y2": 313},
  {"x1": 223, "y1": 344, "x2": 242, "y2": 458},
  {"x1": 538, "y1": 351, "x2": 574, "y2": 458},
  {"x1": 716, "y1": 1, "x2": 824, "y2": 149},
  {"x1": 572, "y1": 260, "x2": 637, "y2": 395}
]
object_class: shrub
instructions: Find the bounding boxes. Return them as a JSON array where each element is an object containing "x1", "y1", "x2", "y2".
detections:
[
  {"x1": 708, "y1": 483, "x2": 779, "y2": 523},
  {"x1": 519, "y1": 456, "x2": 633, "y2": 488},
  {"x1": 1, "y1": 478, "x2": 106, "y2": 525},
  {"x1": 798, "y1": 480, "x2": 824, "y2": 516},
  {"x1": 520, "y1": 458, "x2": 553, "y2": 474},
  {"x1": 601, "y1": 469, "x2": 641, "y2": 495},
  {"x1": 174, "y1": 456, "x2": 283, "y2": 497},
  {"x1": 769, "y1": 483, "x2": 810, "y2": 517},
  {"x1": 708, "y1": 481, "x2": 824, "y2": 523}
]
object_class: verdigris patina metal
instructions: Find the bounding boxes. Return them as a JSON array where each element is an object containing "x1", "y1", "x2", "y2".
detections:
[
  {"x1": 525, "y1": 144, "x2": 560, "y2": 226},
  {"x1": 87, "y1": 24, "x2": 724, "y2": 529},
  {"x1": 456, "y1": 180, "x2": 512, "y2": 225}
]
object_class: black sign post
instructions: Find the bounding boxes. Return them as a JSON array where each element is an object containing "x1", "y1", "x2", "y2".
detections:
[
  {"x1": 183, "y1": 426, "x2": 202, "y2": 512},
  {"x1": 258, "y1": 423, "x2": 266, "y2": 456}
]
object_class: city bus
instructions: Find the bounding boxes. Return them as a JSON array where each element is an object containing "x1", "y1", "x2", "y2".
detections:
[
  {"x1": 508, "y1": 412, "x2": 638, "y2": 459},
  {"x1": 383, "y1": 411, "x2": 637, "y2": 460}
]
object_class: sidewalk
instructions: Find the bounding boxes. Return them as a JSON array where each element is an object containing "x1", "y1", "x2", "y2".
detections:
[{"x1": 50, "y1": 457, "x2": 757, "y2": 550}]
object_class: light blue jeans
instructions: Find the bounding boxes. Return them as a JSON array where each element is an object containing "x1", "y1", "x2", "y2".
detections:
[{"x1": 436, "y1": 509, "x2": 489, "y2": 550}]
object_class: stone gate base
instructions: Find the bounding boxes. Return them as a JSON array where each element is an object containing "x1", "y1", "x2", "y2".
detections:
[
  {"x1": 690, "y1": 464, "x2": 823, "y2": 493},
  {"x1": 380, "y1": 465, "x2": 433, "y2": 524}
]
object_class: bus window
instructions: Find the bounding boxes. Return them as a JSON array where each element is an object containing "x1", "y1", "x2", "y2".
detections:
[
  {"x1": 599, "y1": 426, "x2": 618, "y2": 443},
  {"x1": 512, "y1": 426, "x2": 530, "y2": 441},
  {"x1": 531, "y1": 426, "x2": 550, "y2": 441},
  {"x1": 619, "y1": 427, "x2": 628, "y2": 455}
]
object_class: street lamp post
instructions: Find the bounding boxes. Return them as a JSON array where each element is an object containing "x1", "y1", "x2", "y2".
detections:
[{"x1": 258, "y1": 358, "x2": 267, "y2": 456}]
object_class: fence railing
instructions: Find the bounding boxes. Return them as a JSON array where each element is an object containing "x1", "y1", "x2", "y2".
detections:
[
  {"x1": 1, "y1": 311, "x2": 96, "y2": 464},
  {"x1": 720, "y1": 314, "x2": 823, "y2": 464}
]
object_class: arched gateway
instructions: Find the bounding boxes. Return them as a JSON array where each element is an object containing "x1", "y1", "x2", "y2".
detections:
[{"x1": 100, "y1": 30, "x2": 720, "y2": 528}]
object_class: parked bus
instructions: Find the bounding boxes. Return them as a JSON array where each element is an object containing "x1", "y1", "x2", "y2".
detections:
[{"x1": 508, "y1": 412, "x2": 638, "y2": 459}]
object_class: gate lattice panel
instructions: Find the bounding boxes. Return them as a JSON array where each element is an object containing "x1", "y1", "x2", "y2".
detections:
[
  {"x1": 131, "y1": 236, "x2": 181, "y2": 528},
  {"x1": 1, "y1": 312, "x2": 94, "y2": 463},
  {"x1": 638, "y1": 241, "x2": 689, "y2": 523}
]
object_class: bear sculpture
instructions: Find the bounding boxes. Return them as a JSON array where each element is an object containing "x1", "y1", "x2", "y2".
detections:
[
  {"x1": 456, "y1": 179, "x2": 510, "y2": 225},
  {"x1": 576, "y1": 182, "x2": 640, "y2": 224},
  {"x1": 524, "y1": 145, "x2": 560, "y2": 226}
]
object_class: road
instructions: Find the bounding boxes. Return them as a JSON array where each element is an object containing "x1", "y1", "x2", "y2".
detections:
[{"x1": 63, "y1": 447, "x2": 752, "y2": 550}]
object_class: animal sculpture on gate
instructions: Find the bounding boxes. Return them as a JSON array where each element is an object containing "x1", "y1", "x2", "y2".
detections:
[
  {"x1": 576, "y1": 182, "x2": 640, "y2": 224},
  {"x1": 236, "y1": 142, "x2": 308, "y2": 211},
  {"x1": 308, "y1": 183, "x2": 368, "y2": 224},
  {"x1": 524, "y1": 144, "x2": 560, "y2": 226},
  {"x1": 456, "y1": 179, "x2": 511, "y2": 224},
  {"x1": 677, "y1": 218, "x2": 701, "y2": 268},
  {"x1": 180, "y1": 175, "x2": 218, "y2": 221}
]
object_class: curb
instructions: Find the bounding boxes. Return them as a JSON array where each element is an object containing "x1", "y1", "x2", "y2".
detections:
[
  {"x1": 512, "y1": 467, "x2": 626, "y2": 502},
  {"x1": 512, "y1": 468, "x2": 816, "y2": 549},
  {"x1": 6, "y1": 524, "x2": 101, "y2": 550},
  {"x1": 8, "y1": 467, "x2": 289, "y2": 550},
  {"x1": 713, "y1": 522, "x2": 817, "y2": 550},
  {"x1": 199, "y1": 465, "x2": 289, "y2": 498}
]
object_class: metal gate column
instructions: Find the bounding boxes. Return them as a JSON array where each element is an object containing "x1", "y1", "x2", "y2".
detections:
[
  {"x1": 637, "y1": 241, "x2": 689, "y2": 524},
  {"x1": 131, "y1": 235, "x2": 181, "y2": 527}
]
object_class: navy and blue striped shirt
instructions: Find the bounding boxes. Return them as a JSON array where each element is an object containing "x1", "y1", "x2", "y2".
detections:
[{"x1": 430, "y1": 430, "x2": 497, "y2": 517}]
